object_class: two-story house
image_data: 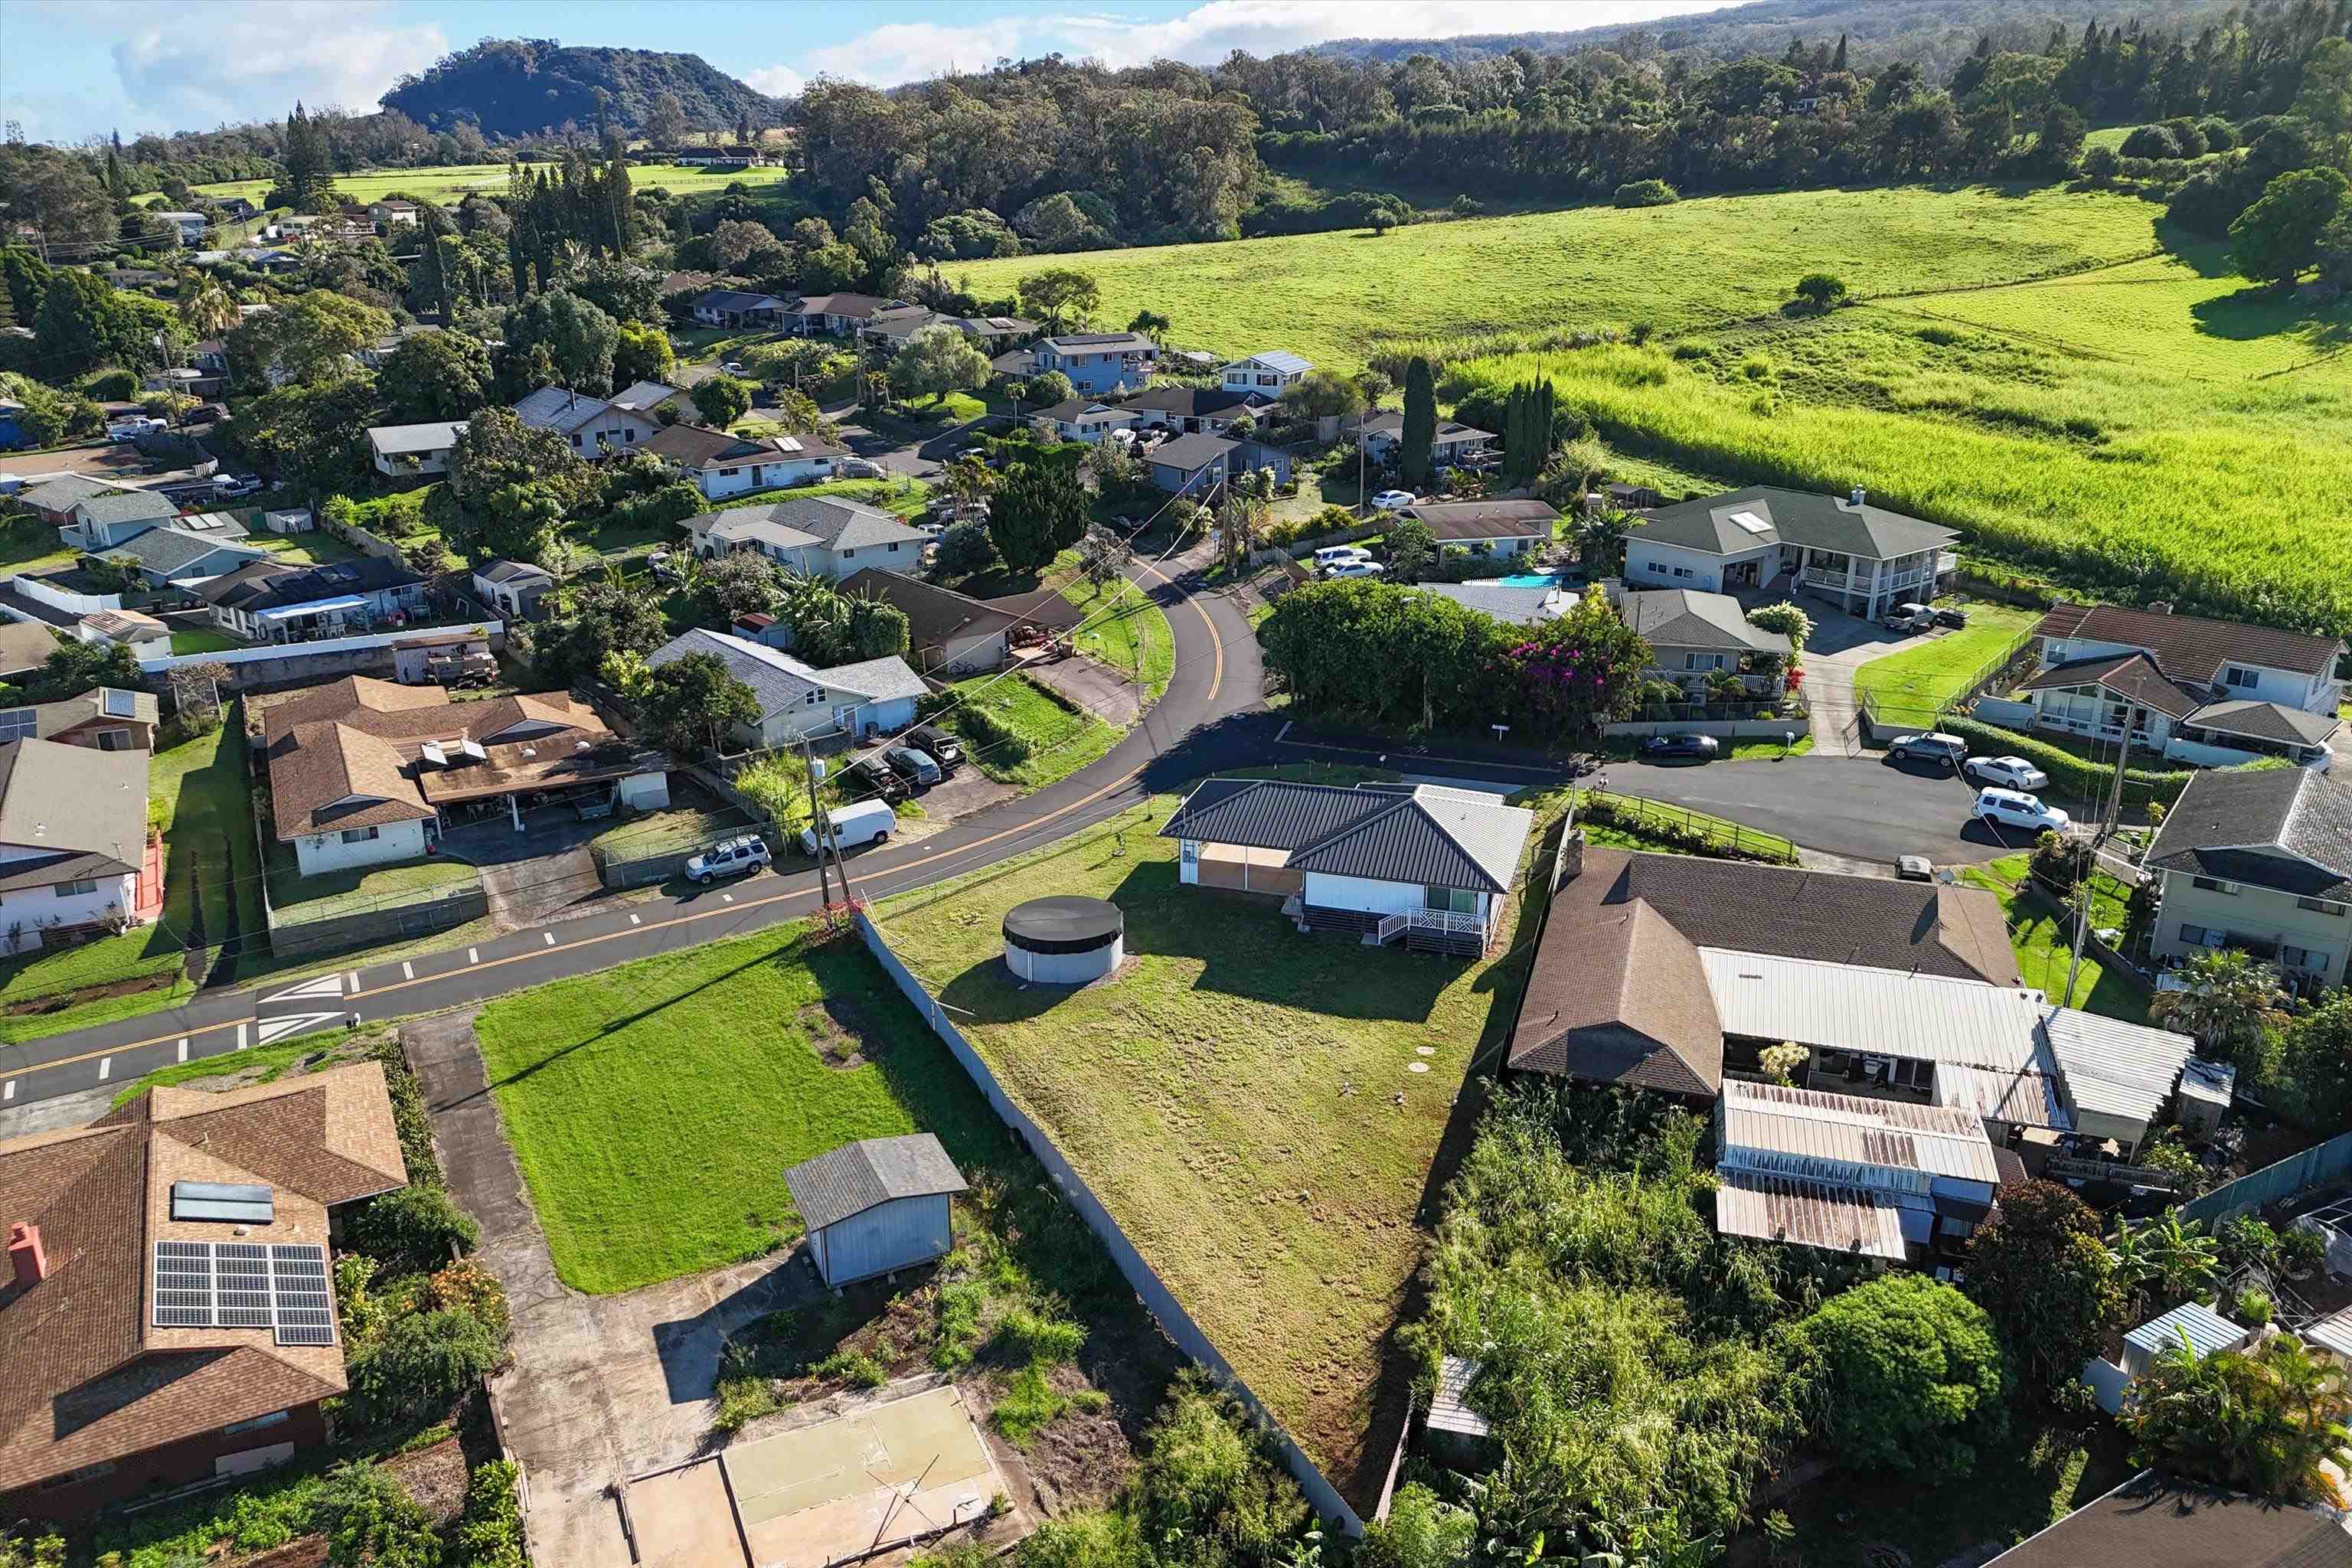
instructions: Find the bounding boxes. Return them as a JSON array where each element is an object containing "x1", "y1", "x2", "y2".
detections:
[
  {"x1": 1622, "y1": 485, "x2": 1956, "y2": 619},
  {"x1": 62, "y1": 489, "x2": 179, "y2": 550},
  {"x1": 678, "y1": 495, "x2": 931, "y2": 581},
  {"x1": 511, "y1": 386, "x2": 662, "y2": 457},
  {"x1": 2014, "y1": 601, "x2": 2345, "y2": 769},
  {"x1": 1220, "y1": 351, "x2": 1312, "y2": 395},
  {"x1": 1034, "y1": 397, "x2": 1142, "y2": 444},
  {"x1": 1032, "y1": 332, "x2": 1159, "y2": 396},
  {"x1": 2143, "y1": 765, "x2": 2352, "y2": 989}
]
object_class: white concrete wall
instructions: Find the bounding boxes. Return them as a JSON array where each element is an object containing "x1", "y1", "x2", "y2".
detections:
[
  {"x1": 14, "y1": 573, "x2": 121, "y2": 616},
  {"x1": 291, "y1": 818, "x2": 430, "y2": 877},
  {"x1": 1302, "y1": 871, "x2": 1428, "y2": 916},
  {"x1": 0, "y1": 868, "x2": 142, "y2": 947}
]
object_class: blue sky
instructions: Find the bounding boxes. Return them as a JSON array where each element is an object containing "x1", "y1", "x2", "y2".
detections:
[{"x1": 0, "y1": 0, "x2": 1723, "y2": 146}]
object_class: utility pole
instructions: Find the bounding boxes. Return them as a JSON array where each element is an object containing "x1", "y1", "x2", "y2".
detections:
[
  {"x1": 2063, "y1": 874, "x2": 2092, "y2": 1008},
  {"x1": 2101, "y1": 699, "x2": 2140, "y2": 839},
  {"x1": 796, "y1": 730, "x2": 832, "y2": 908}
]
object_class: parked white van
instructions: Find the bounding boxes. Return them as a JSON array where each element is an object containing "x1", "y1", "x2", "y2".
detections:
[{"x1": 802, "y1": 798, "x2": 896, "y2": 856}]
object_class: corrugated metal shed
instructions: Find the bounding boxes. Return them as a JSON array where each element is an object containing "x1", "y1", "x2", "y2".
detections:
[
  {"x1": 2039, "y1": 1006, "x2": 2197, "y2": 1128},
  {"x1": 2305, "y1": 1303, "x2": 2352, "y2": 1363},
  {"x1": 1699, "y1": 948, "x2": 2049, "y2": 1071},
  {"x1": 1932, "y1": 1063, "x2": 2069, "y2": 1130},
  {"x1": 2122, "y1": 1301, "x2": 2247, "y2": 1377},
  {"x1": 783, "y1": 1135, "x2": 968, "y2": 1233},
  {"x1": 1426, "y1": 1357, "x2": 1493, "y2": 1439},
  {"x1": 1714, "y1": 1169, "x2": 1907, "y2": 1259},
  {"x1": 1720, "y1": 1080, "x2": 2002, "y2": 1184}
]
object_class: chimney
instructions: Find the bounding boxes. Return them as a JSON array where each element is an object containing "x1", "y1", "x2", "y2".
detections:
[
  {"x1": 1850, "y1": 485, "x2": 1866, "y2": 507},
  {"x1": 2147, "y1": 600, "x2": 2173, "y2": 615},
  {"x1": 8, "y1": 1222, "x2": 46, "y2": 1288},
  {"x1": 1559, "y1": 827, "x2": 1586, "y2": 884}
]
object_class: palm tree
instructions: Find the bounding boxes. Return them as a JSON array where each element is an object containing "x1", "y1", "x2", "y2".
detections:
[
  {"x1": 178, "y1": 277, "x2": 237, "y2": 341},
  {"x1": 1575, "y1": 507, "x2": 1638, "y2": 574},
  {"x1": 2128, "y1": 1331, "x2": 2352, "y2": 1500},
  {"x1": 2151, "y1": 947, "x2": 2289, "y2": 1067}
]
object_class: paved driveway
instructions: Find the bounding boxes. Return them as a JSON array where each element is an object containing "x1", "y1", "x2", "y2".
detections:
[
  {"x1": 1772, "y1": 597, "x2": 1944, "y2": 758},
  {"x1": 1589, "y1": 753, "x2": 2042, "y2": 866}
]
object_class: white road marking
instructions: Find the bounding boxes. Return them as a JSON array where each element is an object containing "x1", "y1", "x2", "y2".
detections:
[
  {"x1": 629, "y1": 914, "x2": 641, "y2": 926},
  {"x1": 722, "y1": 893, "x2": 734, "y2": 903},
  {"x1": 401, "y1": 961, "x2": 414, "y2": 980},
  {"x1": 177, "y1": 1037, "x2": 188, "y2": 1063},
  {"x1": 347, "y1": 971, "x2": 360, "y2": 993},
  {"x1": 3, "y1": 1080, "x2": 14, "y2": 1102},
  {"x1": 262, "y1": 972, "x2": 349, "y2": 1004},
  {"x1": 97, "y1": 1057, "x2": 110, "y2": 1081},
  {"x1": 237, "y1": 1021, "x2": 248, "y2": 1051},
  {"x1": 254, "y1": 1012, "x2": 344, "y2": 1046},
  {"x1": 543, "y1": 932, "x2": 555, "y2": 946},
  {"x1": 467, "y1": 948, "x2": 479, "y2": 964}
]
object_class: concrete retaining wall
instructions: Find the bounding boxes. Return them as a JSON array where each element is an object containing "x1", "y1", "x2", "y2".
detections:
[{"x1": 855, "y1": 910, "x2": 1367, "y2": 1534}]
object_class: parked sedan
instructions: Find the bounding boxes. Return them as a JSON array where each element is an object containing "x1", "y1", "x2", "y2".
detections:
[
  {"x1": 1887, "y1": 732, "x2": 1968, "y2": 771},
  {"x1": 1370, "y1": 489, "x2": 1416, "y2": 511},
  {"x1": 838, "y1": 457, "x2": 887, "y2": 479},
  {"x1": 1881, "y1": 602, "x2": 1936, "y2": 632},
  {"x1": 1642, "y1": 733, "x2": 1720, "y2": 762},
  {"x1": 1325, "y1": 560, "x2": 1386, "y2": 580},
  {"x1": 1975, "y1": 787, "x2": 2069, "y2": 835},
  {"x1": 908, "y1": 724, "x2": 964, "y2": 771},
  {"x1": 1933, "y1": 605, "x2": 1970, "y2": 629},
  {"x1": 1964, "y1": 755, "x2": 2051, "y2": 792}
]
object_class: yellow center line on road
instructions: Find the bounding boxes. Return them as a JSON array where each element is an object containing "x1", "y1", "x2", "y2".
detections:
[{"x1": 8, "y1": 567, "x2": 1229, "y2": 1086}]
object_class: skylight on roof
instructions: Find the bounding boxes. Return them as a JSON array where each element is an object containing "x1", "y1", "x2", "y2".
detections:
[
  {"x1": 1729, "y1": 511, "x2": 1772, "y2": 535},
  {"x1": 101, "y1": 688, "x2": 135, "y2": 718},
  {"x1": 777, "y1": 436, "x2": 803, "y2": 452}
]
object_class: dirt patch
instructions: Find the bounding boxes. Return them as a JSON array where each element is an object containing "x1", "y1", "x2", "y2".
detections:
[
  {"x1": 236, "y1": 1538, "x2": 329, "y2": 1568},
  {"x1": 799, "y1": 995, "x2": 887, "y2": 1070},
  {"x1": 2, "y1": 966, "x2": 178, "y2": 1017},
  {"x1": 1005, "y1": 1362, "x2": 1135, "y2": 1514},
  {"x1": 386, "y1": 1436, "x2": 471, "y2": 1525}
]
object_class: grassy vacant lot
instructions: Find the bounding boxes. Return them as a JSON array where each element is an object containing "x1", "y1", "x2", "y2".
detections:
[
  {"x1": 475, "y1": 923, "x2": 947, "y2": 1292},
  {"x1": 946, "y1": 672, "x2": 1119, "y2": 789},
  {"x1": 954, "y1": 185, "x2": 2164, "y2": 370},
  {"x1": 1851, "y1": 604, "x2": 2040, "y2": 724},
  {"x1": 875, "y1": 799, "x2": 1547, "y2": 1504},
  {"x1": 1061, "y1": 570, "x2": 1177, "y2": 701},
  {"x1": 168, "y1": 629, "x2": 242, "y2": 655},
  {"x1": 262, "y1": 839, "x2": 479, "y2": 926},
  {"x1": 188, "y1": 162, "x2": 789, "y2": 209},
  {"x1": 1958, "y1": 853, "x2": 2150, "y2": 1021}
]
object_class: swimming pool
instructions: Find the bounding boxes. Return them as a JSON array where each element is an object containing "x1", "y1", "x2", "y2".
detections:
[{"x1": 1494, "y1": 572, "x2": 1567, "y2": 589}]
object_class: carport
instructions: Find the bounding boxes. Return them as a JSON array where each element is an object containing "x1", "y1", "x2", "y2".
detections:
[{"x1": 418, "y1": 735, "x2": 671, "y2": 833}]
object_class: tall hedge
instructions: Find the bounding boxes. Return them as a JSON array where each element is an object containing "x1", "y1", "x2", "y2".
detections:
[{"x1": 1940, "y1": 714, "x2": 2197, "y2": 809}]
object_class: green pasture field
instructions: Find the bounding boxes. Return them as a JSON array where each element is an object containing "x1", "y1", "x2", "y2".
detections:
[
  {"x1": 184, "y1": 161, "x2": 788, "y2": 210},
  {"x1": 952, "y1": 184, "x2": 2166, "y2": 370},
  {"x1": 1453, "y1": 291, "x2": 2352, "y2": 632}
]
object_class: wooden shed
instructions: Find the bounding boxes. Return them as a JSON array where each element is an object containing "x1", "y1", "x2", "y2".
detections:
[{"x1": 783, "y1": 1134, "x2": 969, "y2": 1289}]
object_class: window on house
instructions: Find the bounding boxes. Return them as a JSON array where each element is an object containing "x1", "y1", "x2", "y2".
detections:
[
  {"x1": 339, "y1": 826, "x2": 379, "y2": 844},
  {"x1": 1423, "y1": 886, "x2": 1475, "y2": 915},
  {"x1": 805, "y1": 690, "x2": 822, "y2": 705},
  {"x1": 2223, "y1": 666, "x2": 2258, "y2": 688},
  {"x1": 569, "y1": 433, "x2": 582, "y2": 447},
  {"x1": 1257, "y1": 374, "x2": 1277, "y2": 387},
  {"x1": 223, "y1": 1410, "x2": 292, "y2": 1436},
  {"x1": 2179, "y1": 923, "x2": 2210, "y2": 945},
  {"x1": 1672, "y1": 567, "x2": 1694, "y2": 579},
  {"x1": 842, "y1": 548, "x2": 855, "y2": 558},
  {"x1": 2192, "y1": 877, "x2": 2238, "y2": 895},
  {"x1": 1685, "y1": 653, "x2": 1725, "y2": 671},
  {"x1": 1646, "y1": 562, "x2": 1668, "y2": 575},
  {"x1": 623, "y1": 429, "x2": 635, "y2": 443},
  {"x1": 95, "y1": 729, "x2": 133, "y2": 751},
  {"x1": 1181, "y1": 840, "x2": 1197, "y2": 864},
  {"x1": 36, "y1": 1461, "x2": 115, "y2": 1490},
  {"x1": 54, "y1": 879, "x2": 99, "y2": 898},
  {"x1": 2283, "y1": 946, "x2": 2332, "y2": 972},
  {"x1": 2300, "y1": 897, "x2": 2350, "y2": 916},
  {"x1": 889, "y1": 542, "x2": 901, "y2": 552}
]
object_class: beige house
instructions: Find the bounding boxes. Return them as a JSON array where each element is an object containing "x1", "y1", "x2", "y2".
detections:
[{"x1": 2142, "y1": 765, "x2": 2352, "y2": 989}]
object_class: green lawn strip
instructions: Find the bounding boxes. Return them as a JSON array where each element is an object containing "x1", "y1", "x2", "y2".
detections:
[
  {"x1": 1057, "y1": 568, "x2": 1175, "y2": 703},
  {"x1": 475, "y1": 923, "x2": 978, "y2": 1292},
  {"x1": 168, "y1": 629, "x2": 243, "y2": 655},
  {"x1": 945, "y1": 672, "x2": 1118, "y2": 789},
  {"x1": 862, "y1": 391, "x2": 989, "y2": 442},
  {"x1": 261, "y1": 838, "x2": 479, "y2": 926},
  {"x1": 108, "y1": 1034, "x2": 350, "y2": 1108},
  {"x1": 1850, "y1": 606, "x2": 2040, "y2": 724},
  {"x1": 873, "y1": 801, "x2": 1547, "y2": 1488},
  {"x1": 1725, "y1": 734, "x2": 1815, "y2": 760},
  {"x1": 1958, "y1": 855, "x2": 2151, "y2": 1022},
  {"x1": 0, "y1": 514, "x2": 78, "y2": 576}
]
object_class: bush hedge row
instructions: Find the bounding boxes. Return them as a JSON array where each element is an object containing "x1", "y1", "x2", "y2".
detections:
[{"x1": 1939, "y1": 714, "x2": 2196, "y2": 808}]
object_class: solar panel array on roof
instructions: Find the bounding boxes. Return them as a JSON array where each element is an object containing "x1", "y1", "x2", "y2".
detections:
[
  {"x1": 0, "y1": 708, "x2": 33, "y2": 741},
  {"x1": 101, "y1": 688, "x2": 135, "y2": 718},
  {"x1": 150, "y1": 1240, "x2": 335, "y2": 1345}
]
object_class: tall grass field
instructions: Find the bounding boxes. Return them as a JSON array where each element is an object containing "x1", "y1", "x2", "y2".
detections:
[
  {"x1": 172, "y1": 161, "x2": 789, "y2": 209},
  {"x1": 954, "y1": 183, "x2": 2349, "y2": 631}
]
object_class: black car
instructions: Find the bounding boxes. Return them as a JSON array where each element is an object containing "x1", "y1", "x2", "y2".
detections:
[
  {"x1": 1641, "y1": 733, "x2": 1720, "y2": 761},
  {"x1": 1933, "y1": 606, "x2": 1970, "y2": 629},
  {"x1": 909, "y1": 723, "x2": 965, "y2": 771},
  {"x1": 845, "y1": 756, "x2": 908, "y2": 802}
]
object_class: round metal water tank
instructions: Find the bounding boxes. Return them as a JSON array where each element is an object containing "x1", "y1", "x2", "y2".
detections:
[{"x1": 1002, "y1": 896, "x2": 1124, "y2": 984}]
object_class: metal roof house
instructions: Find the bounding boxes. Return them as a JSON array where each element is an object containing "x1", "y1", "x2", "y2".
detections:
[
  {"x1": 1161, "y1": 778, "x2": 1534, "y2": 956},
  {"x1": 784, "y1": 1135, "x2": 969, "y2": 1289}
]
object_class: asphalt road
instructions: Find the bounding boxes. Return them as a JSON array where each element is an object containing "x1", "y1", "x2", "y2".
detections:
[{"x1": 0, "y1": 546, "x2": 1267, "y2": 1112}]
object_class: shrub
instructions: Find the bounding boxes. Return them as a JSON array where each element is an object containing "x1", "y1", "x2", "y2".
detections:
[
  {"x1": 2218, "y1": 1214, "x2": 2281, "y2": 1273},
  {"x1": 1792, "y1": 273, "x2": 1849, "y2": 311},
  {"x1": 991, "y1": 1361, "x2": 1072, "y2": 1445},
  {"x1": 1937, "y1": 716, "x2": 2195, "y2": 809},
  {"x1": 1614, "y1": 179, "x2": 1679, "y2": 208},
  {"x1": 343, "y1": 1305, "x2": 505, "y2": 1428},
  {"x1": 419, "y1": 1259, "x2": 511, "y2": 1341},
  {"x1": 2282, "y1": 1225, "x2": 2328, "y2": 1276},
  {"x1": 311, "y1": 1459, "x2": 441, "y2": 1568},
  {"x1": 988, "y1": 1306, "x2": 1085, "y2": 1364},
  {"x1": 2237, "y1": 1287, "x2": 2275, "y2": 1325},
  {"x1": 81, "y1": 367, "x2": 137, "y2": 400},
  {"x1": 1799, "y1": 1273, "x2": 2010, "y2": 1474},
  {"x1": 814, "y1": 1348, "x2": 888, "y2": 1388},
  {"x1": 348, "y1": 1185, "x2": 480, "y2": 1273},
  {"x1": 2121, "y1": 124, "x2": 2184, "y2": 159},
  {"x1": 452, "y1": 1460, "x2": 526, "y2": 1568}
]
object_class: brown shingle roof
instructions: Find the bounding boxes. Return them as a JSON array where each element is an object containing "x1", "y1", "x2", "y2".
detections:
[
  {"x1": 0, "y1": 1064, "x2": 407, "y2": 1493},
  {"x1": 2022, "y1": 652, "x2": 2208, "y2": 720},
  {"x1": 2037, "y1": 600, "x2": 2344, "y2": 683},
  {"x1": 1987, "y1": 1471, "x2": 2352, "y2": 1568},
  {"x1": 1404, "y1": 500, "x2": 1560, "y2": 541},
  {"x1": 1509, "y1": 887, "x2": 1722, "y2": 1094}
]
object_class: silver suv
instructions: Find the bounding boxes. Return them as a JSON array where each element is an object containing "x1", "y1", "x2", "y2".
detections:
[
  {"x1": 686, "y1": 835, "x2": 772, "y2": 884},
  {"x1": 1888, "y1": 732, "x2": 1967, "y2": 771}
]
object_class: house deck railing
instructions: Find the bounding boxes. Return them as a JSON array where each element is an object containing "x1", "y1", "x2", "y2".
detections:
[{"x1": 1374, "y1": 910, "x2": 1488, "y2": 943}]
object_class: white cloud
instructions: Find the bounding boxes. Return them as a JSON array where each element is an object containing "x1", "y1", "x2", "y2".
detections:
[
  {"x1": 106, "y1": 2, "x2": 447, "y2": 129},
  {"x1": 744, "y1": 64, "x2": 807, "y2": 99}
]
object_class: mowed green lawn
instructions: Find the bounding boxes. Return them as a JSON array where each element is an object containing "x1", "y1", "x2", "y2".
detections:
[
  {"x1": 186, "y1": 161, "x2": 788, "y2": 209},
  {"x1": 1851, "y1": 604, "x2": 2040, "y2": 723},
  {"x1": 952, "y1": 184, "x2": 2165, "y2": 368},
  {"x1": 475, "y1": 924, "x2": 961, "y2": 1293},
  {"x1": 1958, "y1": 855, "x2": 2151, "y2": 1022},
  {"x1": 945, "y1": 672, "x2": 1118, "y2": 789},
  {"x1": 876, "y1": 801, "x2": 1546, "y2": 1500}
]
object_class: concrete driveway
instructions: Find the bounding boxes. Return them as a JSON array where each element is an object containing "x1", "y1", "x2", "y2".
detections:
[{"x1": 1782, "y1": 599, "x2": 1952, "y2": 758}]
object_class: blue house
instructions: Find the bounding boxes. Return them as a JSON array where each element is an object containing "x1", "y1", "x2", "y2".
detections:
[
  {"x1": 1033, "y1": 332, "x2": 1158, "y2": 396},
  {"x1": 0, "y1": 398, "x2": 25, "y2": 452}
]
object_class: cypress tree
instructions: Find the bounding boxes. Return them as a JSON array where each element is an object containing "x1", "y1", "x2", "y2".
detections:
[
  {"x1": 1400, "y1": 357, "x2": 1436, "y2": 490},
  {"x1": 1831, "y1": 33, "x2": 1848, "y2": 73}
]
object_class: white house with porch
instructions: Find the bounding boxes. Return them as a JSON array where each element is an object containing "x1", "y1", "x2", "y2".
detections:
[
  {"x1": 1622, "y1": 485, "x2": 1957, "y2": 619},
  {"x1": 1160, "y1": 778, "x2": 1533, "y2": 956}
]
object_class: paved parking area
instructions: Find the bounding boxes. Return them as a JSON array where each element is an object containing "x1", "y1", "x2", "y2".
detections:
[{"x1": 1024, "y1": 655, "x2": 1144, "y2": 727}]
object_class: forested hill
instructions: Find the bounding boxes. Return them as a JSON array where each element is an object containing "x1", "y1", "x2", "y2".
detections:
[
  {"x1": 380, "y1": 39, "x2": 779, "y2": 139},
  {"x1": 1315, "y1": 0, "x2": 2242, "y2": 78}
]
